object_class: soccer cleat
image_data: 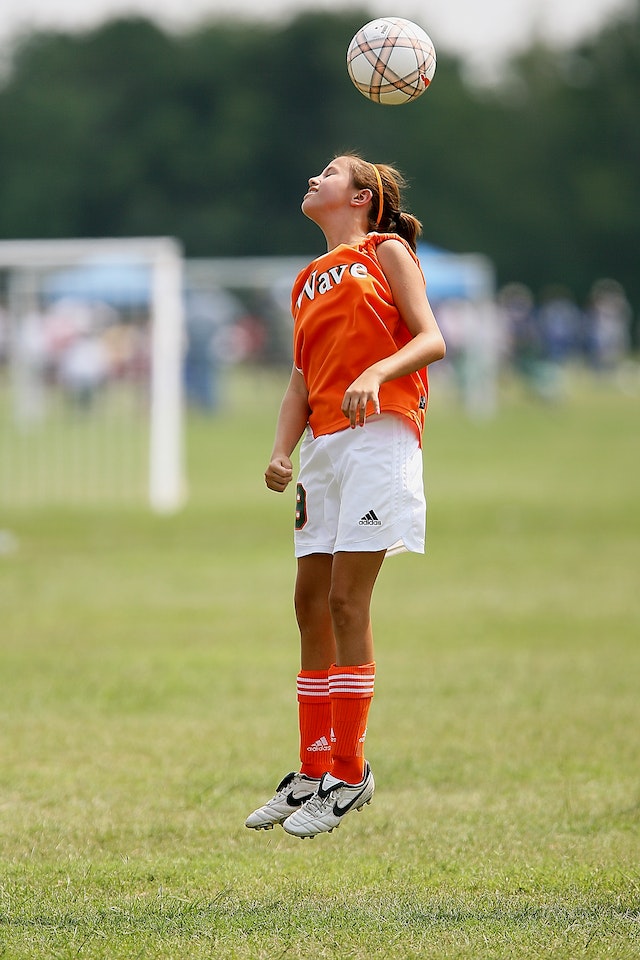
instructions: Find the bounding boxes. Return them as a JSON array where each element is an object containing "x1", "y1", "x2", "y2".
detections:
[
  {"x1": 245, "y1": 771, "x2": 321, "y2": 830},
  {"x1": 282, "y1": 763, "x2": 374, "y2": 838}
]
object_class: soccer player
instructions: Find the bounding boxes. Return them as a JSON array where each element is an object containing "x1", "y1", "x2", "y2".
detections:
[{"x1": 245, "y1": 154, "x2": 446, "y2": 838}]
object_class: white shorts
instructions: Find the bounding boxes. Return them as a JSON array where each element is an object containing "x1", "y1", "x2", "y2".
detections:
[{"x1": 294, "y1": 414, "x2": 426, "y2": 558}]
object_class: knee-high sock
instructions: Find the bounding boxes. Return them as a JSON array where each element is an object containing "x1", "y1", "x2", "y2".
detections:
[
  {"x1": 328, "y1": 662, "x2": 375, "y2": 784},
  {"x1": 297, "y1": 671, "x2": 331, "y2": 779}
]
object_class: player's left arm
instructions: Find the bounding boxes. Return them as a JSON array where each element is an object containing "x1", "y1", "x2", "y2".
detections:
[{"x1": 341, "y1": 238, "x2": 446, "y2": 426}]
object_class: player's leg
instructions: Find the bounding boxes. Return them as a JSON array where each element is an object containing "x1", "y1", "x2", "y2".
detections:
[
  {"x1": 294, "y1": 552, "x2": 334, "y2": 778},
  {"x1": 245, "y1": 555, "x2": 333, "y2": 829},
  {"x1": 329, "y1": 549, "x2": 385, "y2": 666},
  {"x1": 294, "y1": 552, "x2": 335, "y2": 670},
  {"x1": 327, "y1": 548, "x2": 383, "y2": 781},
  {"x1": 283, "y1": 550, "x2": 382, "y2": 838},
  {"x1": 292, "y1": 436, "x2": 339, "y2": 779}
]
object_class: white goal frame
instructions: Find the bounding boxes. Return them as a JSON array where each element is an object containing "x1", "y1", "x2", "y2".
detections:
[{"x1": 0, "y1": 237, "x2": 185, "y2": 513}]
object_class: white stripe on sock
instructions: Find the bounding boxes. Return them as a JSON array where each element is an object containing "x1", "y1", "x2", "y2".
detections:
[
  {"x1": 329, "y1": 673, "x2": 375, "y2": 696},
  {"x1": 297, "y1": 676, "x2": 330, "y2": 698},
  {"x1": 329, "y1": 672, "x2": 375, "y2": 683}
]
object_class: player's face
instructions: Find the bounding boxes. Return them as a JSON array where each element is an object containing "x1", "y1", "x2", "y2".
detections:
[{"x1": 301, "y1": 157, "x2": 355, "y2": 221}]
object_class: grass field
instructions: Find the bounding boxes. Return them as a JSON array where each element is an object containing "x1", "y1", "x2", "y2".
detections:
[{"x1": 1, "y1": 367, "x2": 639, "y2": 958}]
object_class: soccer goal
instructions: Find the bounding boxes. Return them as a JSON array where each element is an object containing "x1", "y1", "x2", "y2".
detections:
[{"x1": 0, "y1": 237, "x2": 185, "y2": 512}]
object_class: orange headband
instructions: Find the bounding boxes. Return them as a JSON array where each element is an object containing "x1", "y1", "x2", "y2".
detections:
[{"x1": 370, "y1": 162, "x2": 384, "y2": 227}]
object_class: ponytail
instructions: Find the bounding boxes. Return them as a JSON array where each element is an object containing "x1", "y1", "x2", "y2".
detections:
[{"x1": 387, "y1": 209, "x2": 422, "y2": 252}]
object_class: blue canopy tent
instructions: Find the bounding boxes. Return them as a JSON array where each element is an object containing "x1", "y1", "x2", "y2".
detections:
[
  {"x1": 43, "y1": 258, "x2": 152, "y2": 309},
  {"x1": 416, "y1": 243, "x2": 494, "y2": 302}
]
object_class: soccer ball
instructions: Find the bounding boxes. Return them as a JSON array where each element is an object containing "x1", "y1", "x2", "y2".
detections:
[{"x1": 347, "y1": 17, "x2": 436, "y2": 105}]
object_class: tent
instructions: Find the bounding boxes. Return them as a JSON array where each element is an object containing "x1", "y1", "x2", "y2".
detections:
[
  {"x1": 417, "y1": 243, "x2": 495, "y2": 302},
  {"x1": 43, "y1": 257, "x2": 152, "y2": 309}
]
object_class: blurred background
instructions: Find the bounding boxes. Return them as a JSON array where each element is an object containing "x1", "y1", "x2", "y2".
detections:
[{"x1": 0, "y1": 0, "x2": 638, "y2": 507}]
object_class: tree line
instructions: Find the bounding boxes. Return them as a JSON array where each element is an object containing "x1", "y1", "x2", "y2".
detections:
[{"x1": 0, "y1": 5, "x2": 638, "y2": 322}]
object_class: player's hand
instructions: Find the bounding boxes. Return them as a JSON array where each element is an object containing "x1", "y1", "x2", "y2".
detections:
[
  {"x1": 265, "y1": 455, "x2": 293, "y2": 492},
  {"x1": 341, "y1": 371, "x2": 381, "y2": 428}
]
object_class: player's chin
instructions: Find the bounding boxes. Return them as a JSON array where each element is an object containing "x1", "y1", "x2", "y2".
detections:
[{"x1": 301, "y1": 195, "x2": 319, "y2": 218}]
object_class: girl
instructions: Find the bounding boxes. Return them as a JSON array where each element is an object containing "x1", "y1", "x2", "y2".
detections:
[{"x1": 245, "y1": 154, "x2": 446, "y2": 838}]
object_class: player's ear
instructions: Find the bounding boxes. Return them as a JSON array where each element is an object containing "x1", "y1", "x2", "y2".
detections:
[{"x1": 351, "y1": 188, "x2": 373, "y2": 209}]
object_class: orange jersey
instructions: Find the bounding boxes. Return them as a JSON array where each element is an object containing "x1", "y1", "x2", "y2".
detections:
[{"x1": 292, "y1": 233, "x2": 428, "y2": 441}]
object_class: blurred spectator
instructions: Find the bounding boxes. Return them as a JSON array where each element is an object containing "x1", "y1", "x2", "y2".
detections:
[
  {"x1": 538, "y1": 285, "x2": 583, "y2": 365},
  {"x1": 14, "y1": 310, "x2": 48, "y2": 422},
  {"x1": 498, "y1": 282, "x2": 555, "y2": 399},
  {"x1": 58, "y1": 323, "x2": 109, "y2": 409},
  {"x1": 183, "y1": 288, "x2": 242, "y2": 411},
  {"x1": 536, "y1": 285, "x2": 585, "y2": 398},
  {"x1": 435, "y1": 297, "x2": 504, "y2": 418},
  {"x1": 585, "y1": 279, "x2": 632, "y2": 373}
]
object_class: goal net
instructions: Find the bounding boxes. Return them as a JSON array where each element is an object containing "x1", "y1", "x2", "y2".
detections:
[{"x1": 0, "y1": 237, "x2": 185, "y2": 512}]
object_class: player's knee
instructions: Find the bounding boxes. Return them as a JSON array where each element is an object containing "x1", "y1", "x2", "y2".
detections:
[{"x1": 328, "y1": 588, "x2": 359, "y2": 633}]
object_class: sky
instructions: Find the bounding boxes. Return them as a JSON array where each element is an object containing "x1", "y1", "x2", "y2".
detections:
[{"x1": 0, "y1": 0, "x2": 634, "y2": 74}]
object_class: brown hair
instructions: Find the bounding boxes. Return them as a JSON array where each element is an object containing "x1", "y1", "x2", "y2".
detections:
[{"x1": 345, "y1": 153, "x2": 423, "y2": 251}]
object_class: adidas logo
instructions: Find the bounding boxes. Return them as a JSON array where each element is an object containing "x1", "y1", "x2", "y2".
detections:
[
  {"x1": 359, "y1": 509, "x2": 382, "y2": 526},
  {"x1": 306, "y1": 736, "x2": 330, "y2": 753}
]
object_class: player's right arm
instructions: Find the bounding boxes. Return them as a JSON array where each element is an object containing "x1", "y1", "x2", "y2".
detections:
[{"x1": 265, "y1": 365, "x2": 310, "y2": 493}]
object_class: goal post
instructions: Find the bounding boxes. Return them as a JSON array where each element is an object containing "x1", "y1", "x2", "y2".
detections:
[
  {"x1": 0, "y1": 237, "x2": 186, "y2": 513},
  {"x1": 148, "y1": 240, "x2": 185, "y2": 513}
]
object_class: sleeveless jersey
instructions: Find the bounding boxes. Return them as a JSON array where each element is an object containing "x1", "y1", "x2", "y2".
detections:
[{"x1": 292, "y1": 232, "x2": 428, "y2": 442}]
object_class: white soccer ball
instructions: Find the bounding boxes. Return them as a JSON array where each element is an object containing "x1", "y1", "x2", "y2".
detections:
[{"x1": 347, "y1": 17, "x2": 436, "y2": 105}]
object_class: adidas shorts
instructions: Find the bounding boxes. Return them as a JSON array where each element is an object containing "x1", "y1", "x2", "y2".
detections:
[{"x1": 294, "y1": 413, "x2": 426, "y2": 558}]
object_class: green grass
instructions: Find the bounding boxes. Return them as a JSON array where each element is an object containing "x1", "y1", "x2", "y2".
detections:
[{"x1": 0, "y1": 367, "x2": 639, "y2": 958}]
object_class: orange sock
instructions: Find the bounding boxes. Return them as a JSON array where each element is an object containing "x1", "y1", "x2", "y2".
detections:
[
  {"x1": 297, "y1": 671, "x2": 331, "y2": 779},
  {"x1": 328, "y1": 662, "x2": 375, "y2": 784}
]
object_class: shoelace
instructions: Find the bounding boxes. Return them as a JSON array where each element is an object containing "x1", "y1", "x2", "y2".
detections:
[{"x1": 299, "y1": 785, "x2": 338, "y2": 815}]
